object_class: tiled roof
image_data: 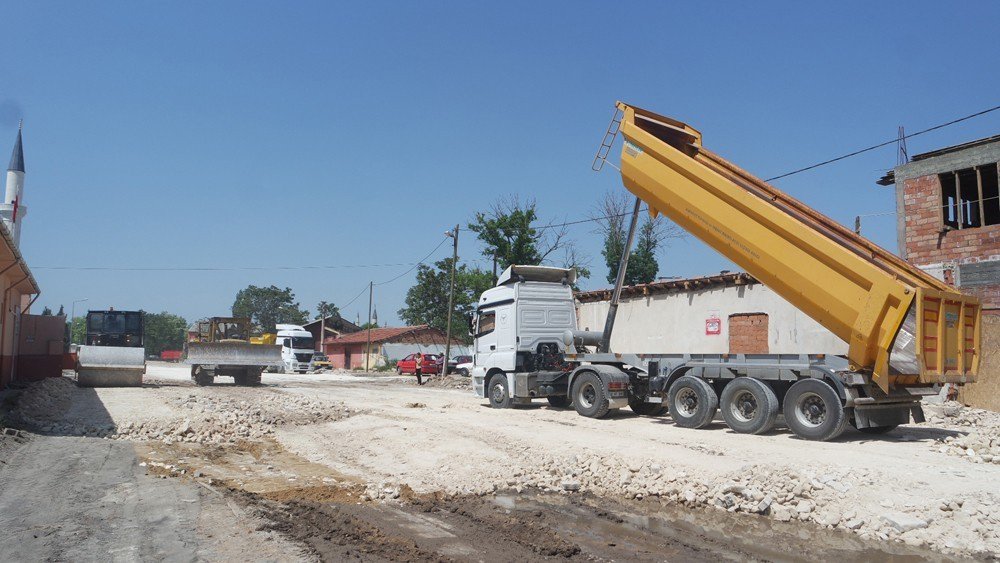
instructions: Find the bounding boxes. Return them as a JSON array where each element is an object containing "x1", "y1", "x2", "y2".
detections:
[
  {"x1": 324, "y1": 325, "x2": 438, "y2": 345},
  {"x1": 575, "y1": 272, "x2": 756, "y2": 303}
]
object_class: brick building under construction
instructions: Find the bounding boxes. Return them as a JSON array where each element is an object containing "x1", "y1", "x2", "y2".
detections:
[{"x1": 879, "y1": 135, "x2": 1000, "y2": 312}]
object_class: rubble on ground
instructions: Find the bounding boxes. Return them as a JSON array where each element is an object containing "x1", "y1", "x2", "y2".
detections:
[
  {"x1": 415, "y1": 376, "x2": 471, "y2": 390},
  {"x1": 924, "y1": 401, "x2": 1000, "y2": 465},
  {"x1": 8, "y1": 377, "x2": 357, "y2": 444},
  {"x1": 4, "y1": 377, "x2": 75, "y2": 428}
]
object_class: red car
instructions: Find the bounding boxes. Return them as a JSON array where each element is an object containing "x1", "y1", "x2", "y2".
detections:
[{"x1": 396, "y1": 353, "x2": 442, "y2": 375}]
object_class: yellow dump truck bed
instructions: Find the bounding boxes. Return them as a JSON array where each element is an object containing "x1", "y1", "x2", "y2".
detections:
[{"x1": 610, "y1": 102, "x2": 981, "y2": 392}]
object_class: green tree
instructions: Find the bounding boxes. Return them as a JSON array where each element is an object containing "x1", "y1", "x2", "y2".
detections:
[
  {"x1": 142, "y1": 311, "x2": 188, "y2": 356},
  {"x1": 69, "y1": 316, "x2": 85, "y2": 344},
  {"x1": 468, "y1": 196, "x2": 569, "y2": 272},
  {"x1": 594, "y1": 190, "x2": 682, "y2": 285},
  {"x1": 316, "y1": 301, "x2": 339, "y2": 320},
  {"x1": 398, "y1": 258, "x2": 494, "y2": 344},
  {"x1": 232, "y1": 285, "x2": 309, "y2": 334}
]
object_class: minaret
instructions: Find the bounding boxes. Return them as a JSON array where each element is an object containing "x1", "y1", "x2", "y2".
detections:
[{"x1": 1, "y1": 122, "x2": 25, "y2": 246}]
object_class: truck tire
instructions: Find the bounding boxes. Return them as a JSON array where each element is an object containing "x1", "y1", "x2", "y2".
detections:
[
  {"x1": 667, "y1": 375, "x2": 718, "y2": 429},
  {"x1": 629, "y1": 395, "x2": 667, "y2": 417},
  {"x1": 487, "y1": 374, "x2": 512, "y2": 409},
  {"x1": 547, "y1": 395, "x2": 570, "y2": 409},
  {"x1": 244, "y1": 368, "x2": 262, "y2": 387},
  {"x1": 720, "y1": 378, "x2": 779, "y2": 434},
  {"x1": 783, "y1": 378, "x2": 848, "y2": 441},
  {"x1": 572, "y1": 372, "x2": 611, "y2": 419},
  {"x1": 192, "y1": 365, "x2": 214, "y2": 387}
]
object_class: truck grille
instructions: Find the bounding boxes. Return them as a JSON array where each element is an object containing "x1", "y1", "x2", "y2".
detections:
[{"x1": 295, "y1": 353, "x2": 312, "y2": 363}]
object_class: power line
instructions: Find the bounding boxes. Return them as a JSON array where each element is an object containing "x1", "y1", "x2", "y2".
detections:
[
  {"x1": 764, "y1": 104, "x2": 1000, "y2": 182},
  {"x1": 34, "y1": 261, "x2": 418, "y2": 272},
  {"x1": 374, "y1": 237, "x2": 449, "y2": 286}
]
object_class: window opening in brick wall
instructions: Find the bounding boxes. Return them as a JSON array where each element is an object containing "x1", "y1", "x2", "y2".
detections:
[{"x1": 940, "y1": 163, "x2": 1000, "y2": 230}]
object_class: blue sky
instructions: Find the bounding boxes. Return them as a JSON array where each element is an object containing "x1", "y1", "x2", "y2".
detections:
[{"x1": 3, "y1": 1, "x2": 999, "y2": 325}]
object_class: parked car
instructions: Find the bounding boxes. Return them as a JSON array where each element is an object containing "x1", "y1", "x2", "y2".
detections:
[
  {"x1": 312, "y1": 352, "x2": 332, "y2": 370},
  {"x1": 396, "y1": 353, "x2": 442, "y2": 375},
  {"x1": 452, "y1": 355, "x2": 473, "y2": 376}
]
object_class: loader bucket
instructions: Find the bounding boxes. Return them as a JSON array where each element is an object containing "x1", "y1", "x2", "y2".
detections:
[
  {"x1": 183, "y1": 342, "x2": 283, "y2": 367},
  {"x1": 76, "y1": 345, "x2": 146, "y2": 387}
]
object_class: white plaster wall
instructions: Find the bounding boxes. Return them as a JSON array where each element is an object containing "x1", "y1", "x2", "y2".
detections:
[{"x1": 576, "y1": 283, "x2": 848, "y2": 355}]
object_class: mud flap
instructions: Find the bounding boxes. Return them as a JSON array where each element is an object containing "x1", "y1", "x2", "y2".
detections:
[{"x1": 853, "y1": 402, "x2": 916, "y2": 429}]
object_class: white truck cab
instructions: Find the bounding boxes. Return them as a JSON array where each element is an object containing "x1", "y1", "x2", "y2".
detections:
[
  {"x1": 470, "y1": 265, "x2": 635, "y2": 414},
  {"x1": 275, "y1": 324, "x2": 314, "y2": 374}
]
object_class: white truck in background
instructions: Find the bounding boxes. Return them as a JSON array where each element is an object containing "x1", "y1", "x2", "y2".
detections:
[{"x1": 275, "y1": 324, "x2": 315, "y2": 373}]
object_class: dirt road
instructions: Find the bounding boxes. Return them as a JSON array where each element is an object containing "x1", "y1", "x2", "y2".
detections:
[{"x1": 2, "y1": 363, "x2": 997, "y2": 560}]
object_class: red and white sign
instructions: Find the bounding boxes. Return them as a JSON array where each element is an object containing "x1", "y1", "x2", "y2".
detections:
[{"x1": 705, "y1": 316, "x2": 721, "y2": 335}]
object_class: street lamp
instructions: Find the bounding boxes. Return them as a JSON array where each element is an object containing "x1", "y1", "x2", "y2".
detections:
[{"x1": 70, "y1": 298, "x2": 89, "y2": 345}]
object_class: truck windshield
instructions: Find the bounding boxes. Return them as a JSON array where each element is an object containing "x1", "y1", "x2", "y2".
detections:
[{"x1": 291, "y1": 336, "x2": 314, "y2": 349}]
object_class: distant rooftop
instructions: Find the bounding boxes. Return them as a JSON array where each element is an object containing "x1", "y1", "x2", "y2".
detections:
[{"x1": 575, "y1": 271, "x2": 756, "y2": 303}]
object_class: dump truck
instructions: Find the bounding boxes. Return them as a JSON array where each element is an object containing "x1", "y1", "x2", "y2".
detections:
[
  {"x1": 75, "y1": 309, "x2": 146, "y2": 387},
  {"x1": 183, "y1": 317, "x2": 282, "y2": 386},
  {"x1": 469, "y1": 102, "x2": 981, "y2": 441}
]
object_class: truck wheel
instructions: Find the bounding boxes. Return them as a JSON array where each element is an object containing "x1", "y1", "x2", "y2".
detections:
[
  {"x1": 547, "y1": 395, "x2": 571, "y2": 409},
  {"x1": 243, "y1": 368, "x2": 262, "y2": 387},
  {"x1": 487, "y1": 374, "x2": 512, "y2": 409},
  {"x1": 572, "y1": 372, "x2": 610, "y2": 419},
  {"x1": 783, "y1": 378, "x2": 848, "y2": 441},
  {"x1": 720, "y1": 378, "x2": 779, "y2": 434},
  {"x1": 629, "y1": 396, "x2": 667, "y2": 417},
  {"x1": 192, "y1": 366, "x2": 214, "y2": 387},
  {"x1": 667, "y1": 375, "x2": 718, "y2": 428},
  {"x1": 396, "y1": 366, "x2": 403, "y2": 375}
]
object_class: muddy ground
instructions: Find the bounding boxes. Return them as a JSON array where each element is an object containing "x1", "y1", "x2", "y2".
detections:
[{"x1": 1, "y1": 363, "x2": 997, "y2": 561}]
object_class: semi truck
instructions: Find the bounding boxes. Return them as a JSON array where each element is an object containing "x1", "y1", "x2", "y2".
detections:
[
  {"x1": 275, "y1": 324, "x2": 315, "y2": 373},
  {"x1": 470, "y1": 102, "x2": 981, "y2": 441}
]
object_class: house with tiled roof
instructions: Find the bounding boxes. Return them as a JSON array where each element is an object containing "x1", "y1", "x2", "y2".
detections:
[{"x1": 323, "y1": 324, "x2": 467, "y2": 370}]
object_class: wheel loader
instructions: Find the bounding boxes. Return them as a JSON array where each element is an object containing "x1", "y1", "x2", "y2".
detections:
[
  {"x1": 183, "y1": 317, "x2": 282, "y2": 386},
  {"x1": 75, "y1": 309, "x2": 146, "y2": 387}
]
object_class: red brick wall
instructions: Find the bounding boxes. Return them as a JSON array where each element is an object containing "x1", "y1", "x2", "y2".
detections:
[
  {"x1": 728, "y1": 313, "x2": 769, "y2": 354},
  {"x1": 902, "y1": 174, "x2": 1000, "y2": 310}
]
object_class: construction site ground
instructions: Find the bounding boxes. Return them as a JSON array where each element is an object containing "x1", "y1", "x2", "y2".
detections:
[{"x1": 2, "y1": 363, "x2": 999, "y2": 561}]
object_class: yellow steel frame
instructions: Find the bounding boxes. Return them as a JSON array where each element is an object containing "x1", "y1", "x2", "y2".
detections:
[{"x1": 612, "y1": 102, "x2": 981, "y2": 392}]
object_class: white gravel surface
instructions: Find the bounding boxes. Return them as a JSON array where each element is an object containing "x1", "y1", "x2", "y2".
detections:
[{"x1": 7, "y1": 363, "x2": 1000, "y2": 558}]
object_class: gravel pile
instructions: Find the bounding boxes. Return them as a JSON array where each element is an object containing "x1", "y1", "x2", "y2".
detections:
[
  {"x1": 5, "y1": 376, "x2": 75, "y2": 428},
  {"x1": 925, "y1": 401, "x2": 1000, "y2": 465},
  {"x1": 8, "y1": 377, "x2": 357, "y2": 445},
  {"x1": 110, "y1": 393, "x2": 356, "y2": 444}
]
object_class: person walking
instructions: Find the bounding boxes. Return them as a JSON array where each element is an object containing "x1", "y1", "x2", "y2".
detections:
[{"x1": 414, "y1": 352, "x2": 425, "y2": 385}]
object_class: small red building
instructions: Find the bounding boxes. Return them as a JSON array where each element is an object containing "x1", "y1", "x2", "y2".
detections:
[{"x1": 323, "y1": 325, "x2": 465, "y2": 370}]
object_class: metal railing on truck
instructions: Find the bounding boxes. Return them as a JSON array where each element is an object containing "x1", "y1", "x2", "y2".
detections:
[{"x1": 601, "y1": 102, "x2": 981, "y2": 392}]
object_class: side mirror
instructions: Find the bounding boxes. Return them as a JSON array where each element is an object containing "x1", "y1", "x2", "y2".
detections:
[{"x1": 466, "y1": 313, "x2": 476, "y2": 336}]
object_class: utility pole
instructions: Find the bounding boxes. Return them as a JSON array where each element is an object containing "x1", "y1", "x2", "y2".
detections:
[
  {"x1": 318, "y1": 301, "x2": 327, "y2": 356},
  {"x1": 365, "y1": 281, "x2": 373, "y2": 372},
  {"x1": 443, "y1": 225, "x2": 459, "y2": 375}
]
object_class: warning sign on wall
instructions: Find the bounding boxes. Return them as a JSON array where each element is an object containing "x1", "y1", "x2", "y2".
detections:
[{"x1": 705, "y1": 316, "x2": 721, "y2": 335}]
